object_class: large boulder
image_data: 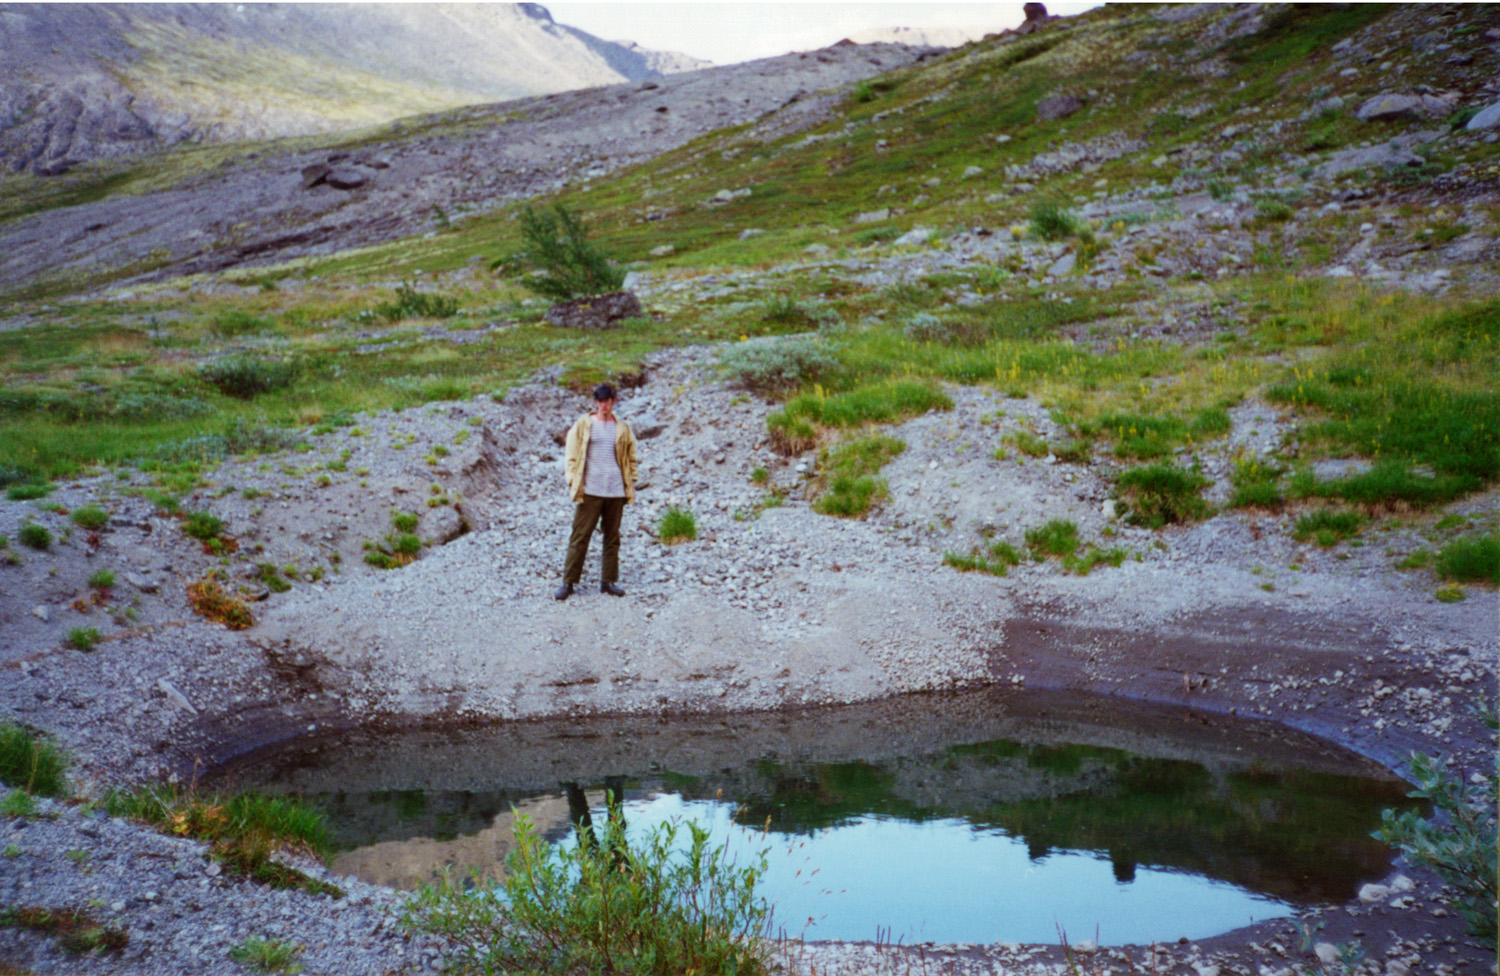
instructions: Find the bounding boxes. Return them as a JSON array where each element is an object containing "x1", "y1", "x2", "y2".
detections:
[
  {"x1": 1467, "y1": 101, "x2": 1500, "y2": 131},
  {"x1": 1036, "y1": 94, "x2": 1084, "y2": 122},
  {"x1": 1356, "y1": 92, "x2": 1456, "y2": 123},
  {"x1": 545, "y1": 291, "x2": 644, "y2": 330}
]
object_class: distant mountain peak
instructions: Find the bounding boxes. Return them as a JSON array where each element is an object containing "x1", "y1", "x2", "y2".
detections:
[{"x1": 0, "y1": 2, "x2": 708, "y2": 174}]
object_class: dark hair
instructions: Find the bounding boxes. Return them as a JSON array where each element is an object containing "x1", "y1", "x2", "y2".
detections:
[{"x1": 593, "y1": 383, "x2": 617, "y2": 401}]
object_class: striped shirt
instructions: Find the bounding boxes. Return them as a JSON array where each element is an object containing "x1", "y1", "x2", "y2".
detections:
[{"x1": 583, "y1": 418, "x2": 627, "y2": 497}]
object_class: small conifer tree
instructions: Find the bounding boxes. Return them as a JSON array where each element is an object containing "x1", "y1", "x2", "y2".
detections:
[{"x1": 517, "y1": 204, "x2": 624, "y2": 302}]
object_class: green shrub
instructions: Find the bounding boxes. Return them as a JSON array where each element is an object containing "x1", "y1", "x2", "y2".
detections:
[
  {"x1": 0, "y1": 722, "x2": 68, "y2": 797},
  {"x1": 392, "y1": 533, "x2": 422, "y2": 556},
  {"x1": 70, "y1": 505, "x2": 109, "y2": 530},
  {"x1": 517, "y1": 203, "x2": 625, "y2": 302},
  {"x1": 719, "y1": 338, "x2": 838, "y2": 396},
  {"x1": 1436, "y1": 533, "x2": 1500, "y2": 585},
  {"x1": 659, "y1": 506, "x2": 698, "y2": 543},
  {"x1": 375, "y1": 282, "x2": 460, "y2": 322},
  {"x1": 88, "y1": 568, "x2": 115, "y2": 589},
  {"x1": 392, "y1": 511, "x2": 419, "y2": 533},
  {"x1": 181, "y1": 511, "x2": 226, "y2": 541},
  {"x1": 228, "y1": 937, "x2": 305, "y2": 974},
  {"x1": 1292, "y1": 509, "x2": 1363, "y2": 547},
  {"x1": 199, "y1": 355, "x2": 299, "y2": 399},
  {"x1": 1376, "y1": 703, "x2": 1497, "y2": 948},
  {"x1": 1030, "y1": 198, "x2": 1081, "y2": 240},
  {"x1": 760, "y1": 294, "x2": 810, "y2": 325},
  {"x1": 18, "y1": 522, "x2": 51, "y2": 550},
  {"x1": 6, "y1": 482, "x2": 52, "y2": 501},
  {"x1": 402, "y1": 814, "x2": 771, "y2": 976},
  {"x1": 1255, "y1": 198, "x2": 1294, "y2": 222},
  {"x1": 1113, "y1": 462, "x2": 1212, "y2": 529},
  {"x1": 813, "y1": 435, "x2": 904, "y2": 518},
  {"x1": 1025, "y1": 519, "x2": 1080, "y2": 559},
  {"x1": 67, "y1": 628, "x2": 101, "y2": 652}
]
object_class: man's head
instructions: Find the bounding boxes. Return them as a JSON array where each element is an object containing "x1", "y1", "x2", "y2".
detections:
[
  {"x1": 592, "y1": 383, "x2": 617, "y2": 419},
  {"x1": 593, "y1": 383, "x2": 617, "y2": 403}
]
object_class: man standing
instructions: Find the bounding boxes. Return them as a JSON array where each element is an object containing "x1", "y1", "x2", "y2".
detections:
[{"x1": 556, "y1": 383, "x2": 638, "y2": 601}]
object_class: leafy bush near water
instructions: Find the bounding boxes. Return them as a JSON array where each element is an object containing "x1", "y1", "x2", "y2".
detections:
[
  {"x1": 402, "y1": 814, "x2": 771, "y2": 976},
  {"x1": 1376, "y1": 702, "x2": 1498, "y2": 948}
]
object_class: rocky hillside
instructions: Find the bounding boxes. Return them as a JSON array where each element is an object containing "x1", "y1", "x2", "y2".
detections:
[{"x1": 0, "y1": 2, "x2": 708, "y2": 175}]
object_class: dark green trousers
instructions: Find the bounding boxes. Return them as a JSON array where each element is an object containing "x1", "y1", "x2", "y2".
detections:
[{"x1": 563, "y1": 494, "x2": 625, "y2": 585}]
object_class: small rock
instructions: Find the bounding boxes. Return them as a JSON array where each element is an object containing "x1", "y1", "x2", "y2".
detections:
[
  {"x1": 893, "y1": 228, "x2": 934, "y2": 246},
  {"x1": 853, "y1": 209, "x2": 891, "y2": 224},
  {"x1": 738, "y1": 229, "x2": 766, "y2": 240},
  {"x1": 962, "y1": 165, "x2": 984, "y2": 178},
  {"x1": 157, "y1": 679, "x2": 197, "y2": 715},
  {"x1": 1358, "y1": 883, "x2": 1389, "y2": 903},
  {"x1": 648, "y1": 245, "x2": 675, "y2": 258},
  {"x1": 31, "y1": 605, "x2": 49, "y2": 622},
  {"x1": 803, "y1": 243, "x2": 832, "y2": 256},
  {"x1": 124, "y1": 572, "x2": 158, "y2": 594},
  {"x1": 1315, "y1": 944, "x2": 1341, "y2": 966}
]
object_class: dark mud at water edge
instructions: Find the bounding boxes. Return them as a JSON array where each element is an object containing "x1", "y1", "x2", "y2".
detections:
[{"x1": 212, "y1": 687, "x2": 1423, "y2": 946}]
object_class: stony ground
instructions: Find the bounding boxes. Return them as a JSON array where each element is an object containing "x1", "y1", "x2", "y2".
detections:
[{"x1": 0, "y1": 332, "x2": 1495, "y2": 975}]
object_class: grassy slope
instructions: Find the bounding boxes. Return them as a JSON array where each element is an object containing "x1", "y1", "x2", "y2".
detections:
[{"x1": 1, "y1": 4, "x2": 1496, "y2": 563}]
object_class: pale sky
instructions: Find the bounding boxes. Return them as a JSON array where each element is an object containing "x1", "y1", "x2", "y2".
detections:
[{"x1": 546, "y1": 2, "x2": 1103, "y2": 66}]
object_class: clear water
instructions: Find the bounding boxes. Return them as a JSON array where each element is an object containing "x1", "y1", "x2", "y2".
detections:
[
  {"x1": 573, "y1": 793, "x2": 1296, "y2": 944},
  {"x1": 223, "y1": 689, "x2": 1416, "y2": 945}
]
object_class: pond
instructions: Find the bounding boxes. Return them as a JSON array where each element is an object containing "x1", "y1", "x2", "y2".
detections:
[{"x1": 216, "y1": 687, "x2": 1417, "y2": 946}]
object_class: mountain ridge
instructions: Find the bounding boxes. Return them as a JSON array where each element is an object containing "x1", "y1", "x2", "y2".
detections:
[{"x1": 0, "y1": 2, "x2": 711, "y2": 174}]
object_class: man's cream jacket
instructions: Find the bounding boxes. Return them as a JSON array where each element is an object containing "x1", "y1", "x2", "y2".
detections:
[{"x1": 564, "y1": 413, "x2": 638, "y2": 503}]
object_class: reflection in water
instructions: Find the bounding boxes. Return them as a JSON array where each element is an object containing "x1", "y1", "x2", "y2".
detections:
[{"x1": 221, "y1": 689, "x2": 1417, "y2": 944}]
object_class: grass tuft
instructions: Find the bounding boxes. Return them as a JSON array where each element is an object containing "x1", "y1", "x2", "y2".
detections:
[
  {"x1": 1113, "y1": 462, "x2": 1211, "y2": 529},
  {"x1": 1292, "y1": 509, "x2": 1363, "y2": 547},
  {"x1": 812, "y1": 434, "x2": 904, "y2": 518},
  {"x1": 658, "y1": 506, "x2": 698, "y2": 544},
  {"x1": 1436, "y1": 533, "x2": 1500, "y2": 585},
  {"x1": 0, "y1": 722, "x2": 69, "y2": 797}
]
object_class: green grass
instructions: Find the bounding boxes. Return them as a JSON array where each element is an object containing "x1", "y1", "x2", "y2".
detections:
[
  {"x1": 229, "y1": 937, "x2": 306, "y2": 974},
  {"x1": 1292, "y1": 509, "x2": 1364, "y2": 547},
  {"x1": 944, "y1": 538, "x2": 1024, "y2": 577},
  {"x1": 658, "y1": 506, "x2": 698, "y2": 544},
  {"x1": 1436, "y1": 533, "x2": 1500, "y2": 585},
  {"x1": 1113, "y1": 462, "x2": 1211, "y2": 529},
  {"x1": 0, "y1": 906, "x2": 128, "y2": 955},
  {"x1": 1025, "y1": 519, "x2": 1080, "y2": 559},
  {"x1": 88, "y1": 568, "x2": 115, "y2": 589},
  {"x1": 812, "y1": 434, "x2": 904, "y2": 517},
  {"x1": 1228, "y1": 457, "x2": 1285, "y2": 509},
  {"x1": 66, "y1": 627, "x2": 102, "y2": 652},
  {"x1": 773, "y1": 381, "x2": 953, "y2": 429},
  {"x1": 0, "y1": 722, "x2": 69, "y2": 797}
]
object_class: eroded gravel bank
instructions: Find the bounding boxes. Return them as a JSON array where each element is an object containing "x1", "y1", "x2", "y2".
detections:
[{"x1": 1, "y1": 342, "x2": 1495, "y2": 975}]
